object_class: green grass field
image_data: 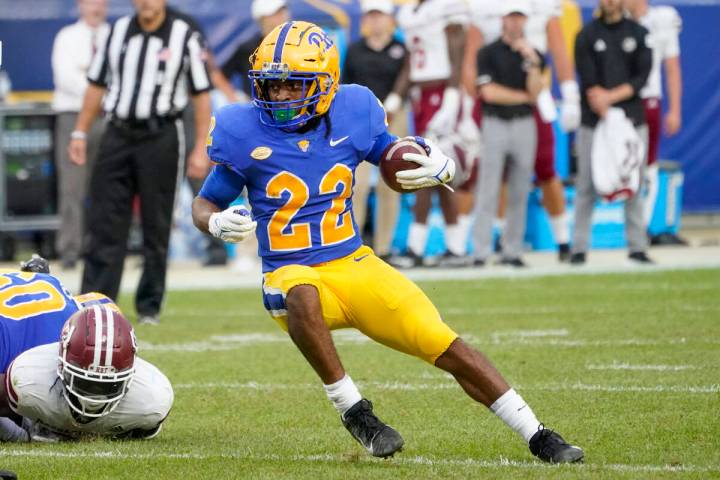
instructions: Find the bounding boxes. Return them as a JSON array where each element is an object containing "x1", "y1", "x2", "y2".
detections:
[{"x1": 2, "y1": 269, "x2": 719, "y2": 479}]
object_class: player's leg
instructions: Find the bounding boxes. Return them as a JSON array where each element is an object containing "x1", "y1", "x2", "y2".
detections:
[
  {"x1": 263, "y1": 263, "x2": 404, "y2": 457},
  {"x1": 471, "y1": 117, "x2": 509, "y2": 264},
  {"x1": 642, "y1": 98, "x2": 661, "y2": 230},
  {"x1": 343, "y1": 251, "x2": 583, "y2": 462},
  {"x1": 81, "y1": 126, "x2": 135, "y2": 300},
  {"x1": 534, "y1": 110, "x2": 571, "y2": 261},
  {"x1": 570, "y1": 127, "x2": 597, "y2": 263},
  {"x1": 434, "y1": 339, "x2": 584, "y2": 463},
  {"x1": 438, "y1": 185, "x2": 469, "y2": 266}
]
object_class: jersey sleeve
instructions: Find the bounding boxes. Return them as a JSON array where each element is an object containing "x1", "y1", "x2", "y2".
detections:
[
  {"x1": 440, "y1": 0, "x2": 471, "y2": 26},
  {"x1": 656, "y1": 7, "x2": 682, "y2": 59},
  {"x1": 198, "y1": 164, "x2": 247, "y2": 209}
]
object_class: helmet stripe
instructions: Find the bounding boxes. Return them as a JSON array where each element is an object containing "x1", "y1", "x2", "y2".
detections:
[
  {"x1": 104, "y1": 306, "x2": 114, "y2": 366},
  {"x1": 273, "y1": 22, "x2": 294, "y2": 63},
  {"x1": 92, "y1": 305, "x2": 103, "y2": 367}
]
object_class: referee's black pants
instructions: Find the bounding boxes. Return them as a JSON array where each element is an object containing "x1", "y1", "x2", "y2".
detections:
[{"x1": 81, "y1": 120, "x2": 184, "y2": 317}]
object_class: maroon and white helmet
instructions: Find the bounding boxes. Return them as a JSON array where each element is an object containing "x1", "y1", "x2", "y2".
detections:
[{"x1": 57, "y1": 306, "x2": 137, "y2": 418}]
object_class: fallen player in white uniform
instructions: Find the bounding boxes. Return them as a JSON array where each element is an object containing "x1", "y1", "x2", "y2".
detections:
[{"x1": 1, "y1": 306, "x2": 173, "y2": 441}]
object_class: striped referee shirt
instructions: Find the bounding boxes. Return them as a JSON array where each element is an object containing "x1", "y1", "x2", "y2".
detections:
[{"x1": 87, "y1": 9, "x2": 210, "y2": 121}]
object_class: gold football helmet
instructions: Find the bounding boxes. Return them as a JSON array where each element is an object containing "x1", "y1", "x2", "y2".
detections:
[{"x1": 249, "y1": 21, "x2": 340, "y2": 129}]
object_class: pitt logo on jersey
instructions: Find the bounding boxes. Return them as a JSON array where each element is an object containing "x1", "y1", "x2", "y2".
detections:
[{"x1": 297, "y1": 140, "x2": 310, "y2": 152}]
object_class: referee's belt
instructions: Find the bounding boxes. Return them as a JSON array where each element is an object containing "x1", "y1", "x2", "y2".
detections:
[{"x1": 110, "y1": 115, "x2": 179, "y2": 132}]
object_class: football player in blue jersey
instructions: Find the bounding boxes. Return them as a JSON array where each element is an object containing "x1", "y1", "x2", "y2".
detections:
[{"x1": 192, "y1": 21, "x2": 583, "y2": 463}]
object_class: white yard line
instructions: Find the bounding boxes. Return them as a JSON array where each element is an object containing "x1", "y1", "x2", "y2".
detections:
[
  {"x1": 586, "y1": 362, "x2": 697, "y2": 371},
  {"x1": 1, "y1": 449, "x2": 718, "y2": 474},
  {"x1": 172, "y1": 381, "x2": 720, "y2": 394}
]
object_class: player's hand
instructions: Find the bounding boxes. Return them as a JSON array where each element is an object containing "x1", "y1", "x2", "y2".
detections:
[
  {"x1": 68, "y1": 138, "x2": 87, "y2": 166},
  {"x1": 587, "y1": 86, "x2": 611, "y2": 117},
  {"x1": 426, "y1": 87, "x2": 461, "y2": 137},
  {"x1": 396, "y1": 137, "x2": 456, "y2": 190},
  {"x1": 559, "y1": 81, "x2": 581, "y2": 132},
  {"x1": 187, "y1": 145, "x2": 211, "y2": 179},
  {"x1": 664, "y1": 110, "x2": 681, "y2": 136},
  {"x1": 208, "y1": 206, "x2": 257, "y2": 243}
]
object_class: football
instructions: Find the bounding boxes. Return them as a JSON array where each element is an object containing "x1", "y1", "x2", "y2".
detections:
[{"x1": 379, "y1": 139, "x2": 427, "y2": 193}]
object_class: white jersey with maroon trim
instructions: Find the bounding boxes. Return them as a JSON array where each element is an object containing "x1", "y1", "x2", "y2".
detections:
[
  {"x1": 6, "y1": 343, "x2": 173, "y2": 439},
  {"x1": 397, "y1": 0, "x2": 469, "y2": 83},
  {"x1": 639, "y1": 6, "x2": 682, "y2": 99},
  {"x1": 468, "y1": 0, "x2": 561, "y2": 53}
]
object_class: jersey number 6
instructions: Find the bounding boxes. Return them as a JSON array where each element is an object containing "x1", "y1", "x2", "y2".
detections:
[{"x1": 266, "y1": 164, "x2": 355, "y2": 251}]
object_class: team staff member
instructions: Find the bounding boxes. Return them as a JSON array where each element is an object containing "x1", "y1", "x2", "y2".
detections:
[
  {"x1": 343, "y1": 0, "x2": 407, "y2": 260},
  {"x1": 571, "y1": 0, "x2": 652, "y2": 264},
  {"x1": 51, "y1": 0, "x2": 109, "y2": 270},
  {"x1": 68, "y1": 0, "x2": 212, "y2": 325},
  {"x1": 472, "y1": 0, "x2": 544, "y2": 268}
]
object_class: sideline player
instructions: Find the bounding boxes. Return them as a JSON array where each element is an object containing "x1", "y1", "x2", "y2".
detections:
[
  {"x1": 624, "y1": 0, "x2": 683, "y2": 239},
  {"x1": 0, "y1": 307, "x2": 173, "y2": 442},
  {"x1": 388, "y1": 0, "x2": 471, "y2": 267},
  {"x1": 192, "y1": 21, "x2": 583, "y2": 463},
  {"x1": 465, "y1": 0, "x2": 581, "y2": 261}
]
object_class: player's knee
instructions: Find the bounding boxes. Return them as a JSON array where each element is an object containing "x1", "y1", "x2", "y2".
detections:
[{"x1": 285, "y1": 284, "x2": 321, "y2": 320}]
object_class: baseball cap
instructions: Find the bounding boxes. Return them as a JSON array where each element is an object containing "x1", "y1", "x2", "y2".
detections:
[
  {"x1": 251, "y1": 0, "x2": 287, "y2": 20},
  {"x1": 502, "y1": 0, "x2": 531, "y2": 16},
  {"x1": 361, "y1": 0, "x2": 395, "y2": 15}
]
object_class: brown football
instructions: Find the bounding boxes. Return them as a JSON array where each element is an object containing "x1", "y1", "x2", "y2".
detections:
[{"x1": 379, "y1": 139, "x2": 427, "y2": 193}]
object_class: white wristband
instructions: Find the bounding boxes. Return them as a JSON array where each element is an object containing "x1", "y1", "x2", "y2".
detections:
[
  {"x1": 70, "y1": 130, "x2": 87, "y2": 140},
  {"x1": 560, "y1": 81, "x2": 580, "y2": 103},
  {"x1": 383, "y1": 92, "x2": 402, "y2": 114}
]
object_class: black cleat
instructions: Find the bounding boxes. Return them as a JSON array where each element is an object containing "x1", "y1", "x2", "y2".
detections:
[
  {"x1": 342, "y1": 399, "x2": 404, "y2": 458},
  {"x1": 529, "y1": 425, "x2": 584, "y2": 464},
  {"x1": 569, "y1": 252, "x2": 586, "y2": 265},
  {"x1": 386, "y1": 251, "x2": 424, "y2": 269},
  {"x1": 558, "y1": 243, "x2": 571, "y2": 263},
  {"x1": 437, "y1": 251, "x2": 472, "y2": 268},
  {"x1": 628, "y1": 251, "x2": 654, "y2": 264},
  {"x1": 498, "y1": 257, "x2": 527, "y2": 268},
  {"x1": 20, "y1": 254, "x2": 50, "y2": 274}
]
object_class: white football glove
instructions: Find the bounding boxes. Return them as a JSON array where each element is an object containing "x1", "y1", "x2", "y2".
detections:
[
  {"x1": 426, "y1": 87, "x2": 461, "y2": 137},
  {"x1": 395, "y1": 137, "x2": 456, "y2": 190},
  {"x1": 559, "y1": 81, "x2": 581, "y2": 132},
  {"x1": 208, "y1": 205, "x2": 257, "y2": 243}
]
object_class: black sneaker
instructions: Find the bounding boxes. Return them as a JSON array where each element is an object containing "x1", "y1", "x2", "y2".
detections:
[
  {"x1": 473, "y1": 257, "x2": 486, "y2": 267},
  {"x1": 138, "y1": 315, "x2": 160, "y2": 326},
  {"x1": 498, "y1": 257, "x2": 526, "y2": 268},
  {"x1": 629, "y1": 251, "x2": 654, "y2": 264},
  {"x1": 341, "y1": 399, "x2": 404, "y2": 458},
  {"x1": 569, "y1": 252, "x2": 586, "y2": 265},
  {"x1": 529, "y1": 425, "x2": 584, "y2": 464},
  {"x1": 558, "y1": 243, "x2": 571, "y2": 263}
]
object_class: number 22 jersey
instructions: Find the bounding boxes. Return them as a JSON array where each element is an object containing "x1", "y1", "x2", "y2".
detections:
[{"x1": 200, "y1": 84, "x2": 393, "y2": 272}]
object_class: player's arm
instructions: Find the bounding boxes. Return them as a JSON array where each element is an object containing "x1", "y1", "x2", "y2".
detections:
[
  {"x1": 68, "y1": 83, "x2": 105, "y2": 166},
  {"x1": 662, "y1": 10, "x2": 683, "y2": 136},
  {"x1": 384, "y1": 52, "x2": 411, "y2": 120},
  {"x1": 461, "y1": 24, "x2": 485, "y2": 98},
  {"x1": 547, "y1": 16, "x2": 581, "y2": 131},
  {"x1": 426, "y1": 22, "x2": 466, "y2": 135},
  {"x1": 663, "y1": 55, "x2": 682, "y2": 135},
  {"x1": 192, "y1": 165, "x2": 256, "y2": 243}
]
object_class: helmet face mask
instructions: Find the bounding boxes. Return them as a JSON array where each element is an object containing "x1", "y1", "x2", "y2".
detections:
[
  {"x1": 249, "y1": 22, "x2": 340, "y2": 130},
  {"x1": 57, "y1": 306, "x2": 137, "y2": 419}
]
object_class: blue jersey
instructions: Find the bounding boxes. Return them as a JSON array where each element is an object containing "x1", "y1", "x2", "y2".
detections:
[
  {"x1": 0, "y1": 270, "x2": 79, "y2": 372},
  {"x1": 200, "y1": 84, "x2": 395, "y2": 272}
]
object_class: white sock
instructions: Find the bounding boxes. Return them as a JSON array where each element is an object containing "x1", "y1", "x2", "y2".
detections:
[
  {"x1": 490, "y1": 388, "x2": 541, "y2": 443},
  {"x1": 408, "y1": 222, "x2": 429, "y2": 256},
  {"x1": 0, "y1": 417, "x2": 29, "y2": 442},
  {"x1": 324, "y1": 374, "x2": 363, "y2": 416},
  {"x1": 549, "y1": 213, "x2": 570, "y2": 245},
  {"x1": 445, "y1": 223, "x2": 466, "y2": 256}
]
